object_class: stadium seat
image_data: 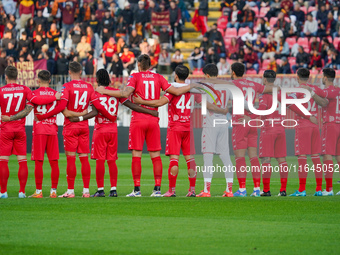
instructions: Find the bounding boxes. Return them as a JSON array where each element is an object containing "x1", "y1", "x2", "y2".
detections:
[
  {"x1": 217, "y1": 16, "x2": 228, "y2": 30},
  {"x1": 309, "y1": 69, "x2": 319, "y2": 75},
  {"x1": 246, "y1": 70, "x2": 257, "y2": 75},
  {"x1": 261, "y1": 38, "x2": 267, "y2": 45},
  {"x1": 284, "y1": 17, "x2": 291, "y2": 23},
  {"x1": 286, "y1": 37, "x2": 297, "y2": 49},
  {"x1": 218, "y1": 28, "x2": 225, "y2": 37},
  {"x1": 269, "y1": 17, "x2": 278, "y2": 28},
  {"x1": 326, "y1": 36, "x2": 333, "y2": 43},
  {"x1": 238, "y1": 27, "x2": 248, "y2": 37},
  {"x1": 334, "y1": 37, "x2": 340, "y2": 49},
  {"x1": 336, "y1": 70, "x2": 340, "y2": 76},
  {"x1": 262, "y1": 59, "x2": 270, "y2": 69},
  {"x1": 308, "y1": 6, "x2": 316, "y2": 13},
  {"x1": 251, "y1": 7, "x2": 259, "y2": 17},
  {"x1": 227, "y1": 59, "x2": 234, "y2": 65},
  {"x1": 259, "y1": 7, "x2": 269, "y2": 17},
  {"x1": 288, "y1": 57, "x2": 296, "y2": 66},
  {"x1": 224, "y1": 38, "x2": 231, "y2": 47},
  {"x1": 297, "y1": 37, "x2": 309, "y2": 52},
  {"x1": 301, "y1": 6, "x2": 307, "y2": 14},
  {"x1": 225, "y1": 27, "x2": 237, "y2": 38},
  {"x1": 259, "y1": 69, "x2": 265, "y2": 75},
  {"x1": 193, "y1": 69, "x2": 204, "y2": 75}
]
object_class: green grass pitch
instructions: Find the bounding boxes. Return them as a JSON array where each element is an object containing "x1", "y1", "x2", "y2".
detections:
[{"x1": 0, "y1": 154, "x2": 339, "y2": 254}]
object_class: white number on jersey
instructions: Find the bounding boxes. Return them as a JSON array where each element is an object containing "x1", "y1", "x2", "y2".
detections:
[
  {"x1": 36, "y1": 101, "x2": 57, "y2": 115},
  {"x1": 74, "y1": 91, "x2": 88, "y2": 109},
  {"x1": 176, "y1": 94, "x2": 191, "y2": 113},
  {"x1": 307, "y1": 101, "x2": 317, "y2": 112},
  {"x1": 3, "y1": 93, "x2": 23, "y2": 113},
  {"x1": 143, "y1": 81, "x2": 155, "y2": 100},
  {"x1": 99, "y1": 97, "x2": 118, "y2": 115}
]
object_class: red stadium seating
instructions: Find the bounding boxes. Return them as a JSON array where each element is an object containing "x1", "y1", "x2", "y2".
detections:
[
  {"x1": 251, "y1": 7, "x2": 259, "y2": 17},
  {"x1": 225, "y1": 27, "x2": 237, "y2": 38},
  {"x1": 334, "y1": 37, "x2": 340, "y2": 49},
  {"x1": 336, "y1": 70, "x2": 340, "y2": 76},
  {"x1": 297, "y1": 37, "x2": 309, "y2": 52},
  {"x1": 259, "y1": 69, "x2": 265, "y2": 75},
  {"x1": 246, "y1": 70, "x2": 257, "y2": 75},
  {"x1": 238, "y1": 27, "x2": 248, "y2": 37},
  {"x1": 301, "y1": 6, "x2": 307, "y2": 14},
  {"x1": 326, "y1": 36, "x2": 333, "y2": 43},
  {"x1": 269, "y1": 17, "x2": 278, "y2": 28},
  {"x1": 193, "y1": 69, "x2": 204, "y2": 75},
  {"x1": 218, "y1": 28, "x2": 225, "y2": 37},
  {"x1": 309, "y1": 69, "x2": 319, "y2": 75},
  {"x1": 286, "y1": 37, "x2": 297, "y2": 49},
  {"x1": 261, "y1": 38, "x2": 267, "y2": 45},
  {"x1": 288, "y1": 57, "x2": 296, "y2": 66},
  {"x1": 259, "y1": 7, "x2": 270, "y2": 17},
  {"x1": 261, "y1": 59, "x2": 271, "y2": 69}
]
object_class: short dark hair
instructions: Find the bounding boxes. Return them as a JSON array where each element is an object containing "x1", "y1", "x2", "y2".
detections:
[
  {"x1": 137, "y1": 54, "x2": 151, "y2": 70},
  {"x1": 323, "y1": 68, "x2": 336, "y2": 81},
  {"x1": 69, "y1": 61, "x2": 82, "y2": 73},
  {"x1": 175, "y1": 65, "x2": 189, "y2": 81},
  {"x1": 203, "y1": 64, "x2": 218, "y2": 77},
  {"x1": 96, "y1": 69, "x2": 111, "y2": 86},
  {"x1": 38, "y1": 70, "x2": 51, "y2": 82},
  {"x1": 231, "y1": 62, "x2": 245, "y2": 77},
  {"x1": 297, "y1": 68, "x2": 310, "y2": 81},
  {"x1": 263, "y1": 70, "x2": 276, "y2": 83},
  {"x1": 5, "y1": 65, "x2": 18, "y2": 80}
]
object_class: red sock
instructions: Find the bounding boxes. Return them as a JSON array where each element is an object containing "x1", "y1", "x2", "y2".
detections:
[
  {"x1": 96, "y1": 159, "x2": 105, "y2": 188},
  {"x1": 186, "y1": 158, "x2": 197, "y2": 191},
  {"x1": 279, "y1": 161, "x2": 288, "y2": 192},
  {"x1": 132, "y1": 157, "x2": 141, "y2": 187},
  {"x1": 298, "y1": 156, "x2": 308, "y2": 192},
  {"x1": 262, "y1": 163, "x2": 271, "y2": 192},
  {"x1": 34, "y1": 160, "x2": 44, "y2": 190},
  {"x1": 311, "y1": 156, "x2": 323, "y2": 191},
  {"x1": 152, "y1": 156, "x2": 162, "y2": 187},
  {"x1": 323, "y1": 160, "x2": 334, "y2": 192},
  {"x1": 250, "y1": 157, "x2": 261, "y2": 188},
  {"x1": 79, "y1": 155, "x2": 91, "y2": 189},
  {"x1": 168, "y1": 159, "x2": 178, "y2": 190},
  {"x1": 236, "y1": 157, "x2": 247, "y2": 189},
  {"x1": 18, "y1": 159, "x2": 28, "y2": 193},
  {"x1": 0, "y1": 159, "x2": 9, "y2": 193},
  {"x1": 66, "y1": 155, "x2": 76, "y2": 189},
  {"x1": 49, "y1": 160, "x2": 59, "y2": 189},
  {"x1": 107, "y1": 160, "x2": 118, "y2": 188}
]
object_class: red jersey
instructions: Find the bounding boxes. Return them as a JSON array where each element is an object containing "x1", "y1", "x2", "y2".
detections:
[
  {"x1": 28, "y1": 87, "x2": 58, "y2": 135},
  {"x1": 120, "y1": 51, "x2": 135, "y2": 63},
  {"x1": 91, "y1": 88, "x2": 127, "y2": 133},
  {"x1": 127, "y1": 71, "x2": 172, "y2": 121},
  {"x1": 0, "y1": 83, "x2": 33, "y2": 132},
  {"x1": 103, "y1": 42, "x2": 117, "y2": 58},
  {"x1": 232, "y1": 78, "x2": 265, "y2": 122},
  {"x1": 314, "y1": 85, "x2": 340, "y2": 124},
  {"x1": 164, "y1": 83, "x2": 192, "y2": 131},
  {"x1": 61, "y1": 80, "x2": 95, "y2": 129},
  {"x1": 295, "y1": 84, "x2": 322, "y2": 128},
  {"x1": 258, "y1": 93, "x2": 284, "y2": 129}
]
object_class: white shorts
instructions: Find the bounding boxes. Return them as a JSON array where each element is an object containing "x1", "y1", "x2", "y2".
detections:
[{"x1": 202, "y1": 126, "x2": 230, "y2": 154}]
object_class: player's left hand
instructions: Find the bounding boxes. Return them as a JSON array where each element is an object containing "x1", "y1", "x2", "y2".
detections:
[
  {"x1": 309, "y1": 116, "x2": 318, "y2": 125},
  {"x1": 96, "y1": 86, "x2": 106, "y2": 95},
  {"x1": 133, "y1": 94, "x2": 143, "y2": 104},
  {"x1": 69, "y1": 117, "x2": 80, "y2": 122},
  {"x1": 1, "y1": 115, "x2": 11, "y2": 122}
]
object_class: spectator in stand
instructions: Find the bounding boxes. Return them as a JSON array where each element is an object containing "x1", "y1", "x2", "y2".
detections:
[
  {"x1": 121, "y1": 45, "x2": 135, "y2": 74},
  {"x1": 33, "y1": 24, "x2": 46, "y2": 43},
  {"x1": 188, "y1": 47, "x2": 204, "y2": 72},
  {"x1": 35, "y1": 0, "x2": 48, "y2": 12},
  {"x1": 262, "y1": 35, "x2": 277, "y2": 60},
  {"x1": 86, "y1": 13, "x2": 100, "y2": 34},
  {"x1": 101, "y1": 10, "x2": 115, "y2": 44},
  {"x1": 277, "y1": 57, "x2": 292, "y2": 74},
  {"x1": 239, "y1": 5, "x2": 256, "y2": 29},
  {"x1": 334, "y1": 15, "x2": 340, "y2": 38},
  {"x1": 76, "y1": 35, "x2": 92, "y2": 61},
  {"x1": 46, "y1": 23, "x2": 60, "y2": 51},
  {"x1": 110, "y1": 53, "x2": 123, "y2": 77},
  {"x1": 86, "y1": 26, "x2": 96, "y2": 49},
  {"x1": 244, "y1": 46, "x2": 259, "y2": 73},
  {"x1": 292, "y1": 46, "x2": 310, "y2": 73},
  {"x1": 308, "y1": 50, "x2": 323, "y2": 69},
  {"x1": 170, "y1": 49, "x2": 184, "y2": 72},
  {"x1": 310, "y1": 36, "x2": 321, "y2": 52},
  {"x1": 117, "y1": 37, "x2": 127, "y2": 54},
  {"x1": 69, "y1": 24, "x2": 83, "y2": 48},
  {"x1": 267, "y1": 56, "x2": 277, "y2": 72},
  {"x1": 302, "y1": 13, "x2": 318, "y2": 37},
  {"x1": 205, "y1": 23, "x2": 226, "y2": 58},
  {"x1": 317, "y1": 4, "x2": 329, "y2": 29},
  {"x1": 266, "y1": 0, "x2": 282, "y2": 20},
  {"x1": 1, "y1": 30, "x2": 16, "y2": 50},
  {"x1": 275, "y1": 36, "x2": 290, "y2": 59},
  {"x1": 269, "y1": 24, "x2": 283, "y2": 42},
  {"x1": 17, "y1": 32, "x2": 32, "y2": 52},
  {"x1": 241, "y1": 27, "x2": 258, "y2": 42},
  {"x1": 197, "y1": 0, "x2": 209, "y2": 36},
  {"x1": 252, "y1": 34, "x2": 265, "y2": 59},
  {"x1": 19, "y1": 0, "x2": 35, "y2": 29},
  {"x1": 116, "y1": 16, "x2": 128, "y2": 39},
  {"x1": 4, "y1": 21, "x2": 16, "y2": 39},
  {"x1": 34, "y1": 10, "x2": 48, "y2": 32},
  {"x1": 3, "y1": 0, "x2": 16, "y2": 16},
  {"x1": 318, "y1": 11, "x2": 336, "y2": 38},
  {"x1": 134, "y1": 1, "x2": 149, "y2": 37},
  {"x1": 128, "y1": 0, "x2": 139, "y2": 13},
  {"x1": 121, "y1": 2, "x2": 134, "y2": 34},
  {"x1": 157, "y1": 47, "x2": 171, "y2": 74},
  {"x1": 227, "y1": 5, "x2": 240, "y2": 30},
  {"x1": 169, "y1": 1, "x2": 182, "y2": 45},
  {"x1": 56, "y1": 53, "x2": 69, "y2": 75},
  {"x1": 281, "y1": 0, "x2": 294, "y2": 14},
  {"x1": 43, "y1": 1, "x2": 61, "y2": 24},
  {"x1": 150, "y1": 38, "x2": 161, "y2": 63},
  {"x1": 217, "y1": 57, "x2": 230, "y2": 75},
  {"x1": 60, "y1": 2, "x2": 76, "y2": 43},
  {"x1": 256, "y1": 17, "x2": 270, "y2": 37},
  {"x1": 205, "y1": 47, "x2": 219, "y2": 65},
  {"x1": 153, "y1": 26, "x2": 173, "y2": 49},
  {"x1": 227, "y1": 37, "x2": 240, "y2": 58},
  {"x1": 77, "y1": 2, "x2": 92, "y2": 24},
  {"x1": 324, "y1": 49, "x2": 340, "y2": 70},
  {"x1": 291, "y1": 3, "x2": 305, "y2": 26},
  {"x1": 34, "y1": 34, "x2": 46, "y2": 57},
  {"x1": 84, "y1": 50, "x2": 97, "y2": 75},
  {"x1": 235, "y1": 0, "x2": 246, "y2": 11},
  {"x1": 320, "y1": 37, "x2": 335, "y2": 59},
  {"x1": 6, "y1": 42, "x2": 17, "y2": 59},
  {"x1": 95, "y1": 3, "x2": 106, "y2": 23},
  {"x1": 128, "y1": 29, "x2": 142, "y2": 56},
  {"x1": 47, "y1": 51, "x2": 56, "y2": 75},
  {"x1": 200, "y1": 35, "x2": 213, "y2": 55},
  {"x1": 102, "y1": 37, "x2": 117, "y2": 69},
  {"x1": 0, "y1": 51, "x2": 7, "y2": 78}
]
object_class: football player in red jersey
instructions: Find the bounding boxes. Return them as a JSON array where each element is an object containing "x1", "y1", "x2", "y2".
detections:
[
  {"x1": 68, "y1": 69, "x2": 158, "y2": 197},
  {"x1": 0, "y1": 66, "x2": 58, "y2": 198},
  {"x1": 96, "y1": 54, "x2": 193, "y2": 197},
  {"x1": 133, "y1": 65, "x2": 197, "y2": 197},
  {"x1": 301, "y1": 68, "x2": 340, "y2": 196},
  {"x1": 288, "y1": 68, "x2": 324, "y2": 197},
  {"x1": 36, "y1": 62, "x2": 95, "y2": 198}
]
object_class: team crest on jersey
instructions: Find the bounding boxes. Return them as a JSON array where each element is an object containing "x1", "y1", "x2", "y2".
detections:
[{"x1": 173, "y1": 115, "x2": 179, "y2": 121}]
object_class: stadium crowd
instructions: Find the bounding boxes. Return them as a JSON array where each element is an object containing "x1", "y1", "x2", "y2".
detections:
[{"x1": 0, "y1": 0, "x2": 340, "y2": 77}]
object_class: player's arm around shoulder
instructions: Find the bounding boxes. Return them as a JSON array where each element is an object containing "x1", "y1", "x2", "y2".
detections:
[
  {"x1": 1, "y1": 104, "x2": 33, "y2": 122},
  {"x1": 123, "y1": 100, "x2": 159, "y2": 117},
  {"x1": 133, "y1": 93, "x2": 169, "y2": 107}
]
